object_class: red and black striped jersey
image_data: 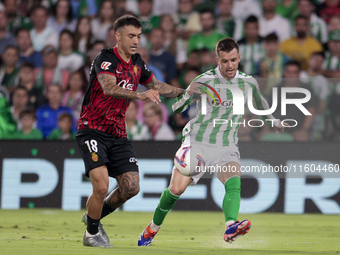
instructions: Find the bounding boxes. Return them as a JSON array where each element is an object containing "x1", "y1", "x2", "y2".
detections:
[{"x1": 78, "y1": 47, "x2": 153, "y2": 137}]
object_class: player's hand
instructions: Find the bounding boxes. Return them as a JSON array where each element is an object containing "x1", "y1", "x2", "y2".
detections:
[
  {"x1": 187, "y1": 82, "x2": 203, "y2": 96},
  {"x1": 274, "y1": 120, "x2": 290, "y2": 135},
  {"x1": 137, "y1": 90, "x2": 161, "y2": 104}
]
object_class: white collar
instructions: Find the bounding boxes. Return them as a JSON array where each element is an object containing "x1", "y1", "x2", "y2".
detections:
[
  {"x1": 216, "y1": 66, "x2": 239, "y2": 84},
  {"x1": 310, "y1": 13, "x2": 320, "y2": 22}
]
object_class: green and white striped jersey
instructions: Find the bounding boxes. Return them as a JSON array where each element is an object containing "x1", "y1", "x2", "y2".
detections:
[
  {"x1": 323, "y1": 51, "x2": 340, "y2": 71},
  {"x1": 172, "y1": 67, "x2": 277, "y2": 147},
  {"x1": 238, "y1": 40, "x2": 265, "y2": 75},
  {"x1": 310, "y1": 13, "x2": 328, "y2": 44},
  {"x1": 323, "y1": 51, "x2": 340, "y2": 94},
  {"x1": 126, "y1": 121, "x2": 150, "y2": 141}
]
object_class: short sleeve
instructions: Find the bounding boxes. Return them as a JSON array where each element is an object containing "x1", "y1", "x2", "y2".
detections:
[
  {"x1": 139, "y1": 60, "x2": 153, "y2": 85},
  {"x1": 93, "y1": 51, "x2": 118, "y2": 78}
]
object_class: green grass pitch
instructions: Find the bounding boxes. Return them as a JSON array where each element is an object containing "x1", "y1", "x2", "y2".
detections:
[{"x1": 0, "y1": 209, "x2": 339, "y2": 255}]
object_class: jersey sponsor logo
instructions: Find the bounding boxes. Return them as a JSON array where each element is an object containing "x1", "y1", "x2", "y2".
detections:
[
  {"x1": 101, "y1": 61, "x2": 112, "y2": 70},
  {"x1": 210, "y1": 99, "x2": 233, "y2": 107},
  {"x1": 118, "y1": 79, "x2": 134, "y2": 90},
  {"x1": 91, "y1": 152, "x2": 98, "y2": 162}
]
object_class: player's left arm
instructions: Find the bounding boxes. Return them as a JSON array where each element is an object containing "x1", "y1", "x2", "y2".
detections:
[
  {"x1": 250, "y1": 79, "x2": 290, "y2": 134},
  {"x1": 143, "y1": 75, "x2": 185, "y2": 98}
]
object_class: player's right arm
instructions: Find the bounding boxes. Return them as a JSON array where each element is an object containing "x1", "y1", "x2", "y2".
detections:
[{"x1": 98, "y1": 73, "x2": 161, "y2": 103}]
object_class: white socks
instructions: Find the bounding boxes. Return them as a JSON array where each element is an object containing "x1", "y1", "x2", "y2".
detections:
[
  {"x1": 85, "y1": 230, "x2": 99, "y2": 237},
  {"x1": 149, "y1": 220, "x2": 161, "y2": 232},
  {"x1": 225, "y1": 220, "x2": 235, "y2": 229}
]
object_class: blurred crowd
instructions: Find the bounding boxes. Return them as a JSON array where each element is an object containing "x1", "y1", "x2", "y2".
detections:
[{"x1": 0, "y1": 0, "x2": 340, "y2": 142}]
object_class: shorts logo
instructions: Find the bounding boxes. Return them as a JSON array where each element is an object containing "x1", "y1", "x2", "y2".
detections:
[
  {"x1": 231, "y1": 152, "x2": 240, "y2": 160},
  {"x1": 101, "y1": 62, "x2": 111, "y2": 70},
  {"x1": 91, "y1": 152, "x2": 98, "y2": 162},
  {"x1": 129, "y1": 157, "x2": 138, "y2": 165}
]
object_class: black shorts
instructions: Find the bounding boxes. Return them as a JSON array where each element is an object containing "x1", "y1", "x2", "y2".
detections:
[{"x1": 76, "y1": 129, "x2": 139, "y2": 178}]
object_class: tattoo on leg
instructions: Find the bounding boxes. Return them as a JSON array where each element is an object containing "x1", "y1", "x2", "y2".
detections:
[{"x1": 105, "y1": 172, "x2": 140, "y2": 210}]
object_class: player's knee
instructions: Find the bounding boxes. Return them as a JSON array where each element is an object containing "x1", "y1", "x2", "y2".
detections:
[
  {"x1": 126, "y1": 184, "x2": 140, "y2": 198},
  {"x1": 169, "y1": 186, "x2": 185, "y2": 196},
  {"x1": 94, "y1": 184, "x2": 109, "y2": 199}
]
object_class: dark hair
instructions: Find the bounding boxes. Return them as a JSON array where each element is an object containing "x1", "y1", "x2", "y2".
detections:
[
  {"x1": 73, "y1": 16, "x2": 93, "y2": 52},
  {"x1": 98, "y1": 0, "x2": 116, "y2": 23},
  {"x1": 264, "y1": 33, "x2": 279, "y2": 43},
  {"x1": 59, "y1": 29, "x2": 74, "y2": 45},
  {"x1": 311, "y1": 51, "x2": 325, "y2": 59},
  {"x1": 20, "y1": 109, "x2": 36, "y2": 120},
  {"x1": 189, "y1": 49, "x2": 200, "y2": 55},
  {"x1": 4, "y1": 45, "x2": 19, "y2": 55},
  {"x1": 199, "y1": 8, "x2": 214, "y2": 16},
  {"x1": 90, "y1": 40, "x2": 106, "y2": 50},
  {"x1": 66, "y1": 71, "x2": 86, "y2": 92},
  {"x1": 58, "y1": 112, "x2": 73, "y2": 122},
  {"x1": 31, "y1": 5, "x2": 49, "y2": 16},
  {"x1": 49, "y1": 83, "x2": 63, "y2": 93},
  {"x1": 20, "y1": 62, "x2": 35, "y2": 70},
  {"x1": 16, "y1": 28, "x2": 30, "y2": 37},
  {"x1": 215, "y1": 37, "x2": 239, "y2": 56},
  {"x1": 200, "y1": 48, "x2": 210, "y2": 54},
  {"x1": 295, "y1": 15, "x2": 308, "y2": 23},
  {"x1": 284, "y1": 60, "x2": 302, "y2": 70},
  {"x1": 245, "y1": 15, "x2": 258, "y2": 24},
  {"x1": 14, "y1": 85, "x2": 28, "y2": 94},
  {"x1": 114, "y1": 15, "x2": 142, "y2": 32},
  {"x1": 52, "y1": 0, "x2": 73, "y2": 23}
]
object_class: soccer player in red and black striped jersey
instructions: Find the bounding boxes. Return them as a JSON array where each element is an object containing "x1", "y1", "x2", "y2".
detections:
[{"x1": 77, "y1": 15, "x2": 184, "y2": 247}]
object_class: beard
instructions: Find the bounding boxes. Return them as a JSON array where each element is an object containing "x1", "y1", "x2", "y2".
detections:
[
  {"x1": 311, "y1": 67, "x2": 320, "y2": 73},
  {"x1": 6, "y1": 12, "x2": 17, "y2": 19},
  {"x1": 297, "y1": 31, "x2": 307, "y2": 39},
  {"x1": 222, "y1": 69, "x2": 236, "y2": 79},
  {"x1": 202, "y1": 26, "x2": 213, "y2": 33}
]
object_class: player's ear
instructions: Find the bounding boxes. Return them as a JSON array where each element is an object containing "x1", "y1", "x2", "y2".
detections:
[
  {"x1": 215, "y1": 55, "x2": 219, "y2": 65},
  {"x1": 115, "y1": 30, "x2": 121, "y2": 42}
]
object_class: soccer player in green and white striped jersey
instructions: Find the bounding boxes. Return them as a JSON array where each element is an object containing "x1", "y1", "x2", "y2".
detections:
[
  {"x1": 323, "y1": 30, "x2": 340, "y2": 95},
  {"x1": 238, "y1": 15, "x2": 265, "y2": 76},
  {"x1": 138, "y1": 38, "x2": 288, "y2": 246}
]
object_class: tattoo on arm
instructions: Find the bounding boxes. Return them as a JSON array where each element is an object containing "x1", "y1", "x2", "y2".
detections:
[
  {"x1": 144, "y1": 76, "x2": 184, "y2": 98},
  {"x1": 98, "y1": 73, "x2": 138, "y2": 99}
]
